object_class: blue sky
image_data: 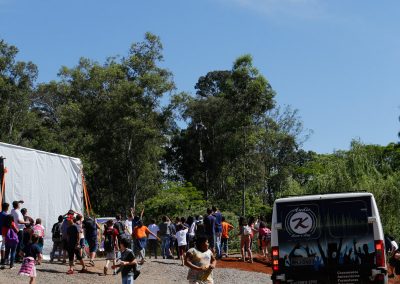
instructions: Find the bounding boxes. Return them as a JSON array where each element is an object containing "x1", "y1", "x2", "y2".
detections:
[{"x1": 1, "y1": 0, "x2": 399, "y2": 153}]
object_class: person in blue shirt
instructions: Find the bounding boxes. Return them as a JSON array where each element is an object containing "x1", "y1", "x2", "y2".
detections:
[
  {"x1": 212, "y1": 206, "x2": 223, "y2": 259},
  {"x1": 0, "y1": 202, "x2": 9, "y2": 264},
  {"x1": 204, "y1": 208, "x2": 216, "y2": 252}
]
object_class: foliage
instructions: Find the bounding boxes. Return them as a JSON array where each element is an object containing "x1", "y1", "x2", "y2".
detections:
[{"x1": 141, "y1": 182, "x2": 206, "y2": 220}]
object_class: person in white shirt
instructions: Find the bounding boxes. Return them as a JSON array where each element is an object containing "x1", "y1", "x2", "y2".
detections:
[
  {"x1": 147, "y1": 219, "x2": 159, "y2": 259},
  {"x1": 10, "y1": 200, "x2": 29, "y2": 262},
  {"x1": 176, "y1": 223, "x2": 188, "y2": 266},
  {"x1": 125, "y1": 213, "x2": 133, "y2": 236}
]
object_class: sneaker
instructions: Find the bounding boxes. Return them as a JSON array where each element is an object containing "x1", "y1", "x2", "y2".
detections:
[
  {"x1": 66, "y1": 269, "x2": 74, "y2": 275},
  {"x1": 80, "y1": 267, "x2": 88, "y2": 273},
  {"x1": 388, "y1": 274, "x2": 395, "y2": 279},
  {"x1": 9, "y1": 266, "x2": 16, "y2": 270},
  {"x1": 113, "y1": 271, "x2": 116, "y2": 275},
  {"x1": 0, "y1": 265, "x2": 4, "y2": 270},
  {"x1": 89, "y1": 260, "x2": 95, "y2": 266}
]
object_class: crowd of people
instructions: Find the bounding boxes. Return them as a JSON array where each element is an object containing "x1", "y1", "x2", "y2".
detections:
[{"x1": 0, "y1": 201, "x2": 272, "y2": 284}]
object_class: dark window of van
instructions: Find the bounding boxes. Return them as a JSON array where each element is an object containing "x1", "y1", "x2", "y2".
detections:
[{"x1": 327, "y1": 200, "x2": 369, "y2": 238}]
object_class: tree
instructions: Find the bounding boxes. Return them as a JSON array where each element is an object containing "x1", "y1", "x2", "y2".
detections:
[
  {"x1": 31, "y1": 33, "x2": 175, "y2": 214},
  {"x1": 0, "y1": 40, "x2": 38, "y2": 144}
]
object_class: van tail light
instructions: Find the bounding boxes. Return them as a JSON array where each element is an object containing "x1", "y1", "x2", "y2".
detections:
[
  {"x1": 272, "y1": 246, "x2": 279, "y2": 272},
  {"x1": 375, "y1": 240, "x2": 385, "y2": 267}
]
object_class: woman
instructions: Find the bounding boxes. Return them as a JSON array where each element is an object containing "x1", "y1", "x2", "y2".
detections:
[
  {"x1": 184, "y1": 236, "x2": 216, "y2": 284},
  {"x1": 2, "y1": 214, "x2": 19, "y2": 269},
  {"x1": 238, "y1": 220, "x2": 253, "y2": 263},
  {"x1": 132, "y1": 220, "x2": 160, "y2": 261}
]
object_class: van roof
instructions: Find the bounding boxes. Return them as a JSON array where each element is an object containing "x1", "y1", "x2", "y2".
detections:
[{"x1": 275, "y1": 192, "x2": 373, "y2": 203}]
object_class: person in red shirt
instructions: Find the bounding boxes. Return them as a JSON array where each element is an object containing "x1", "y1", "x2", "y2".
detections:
[
  {"x1": 221, "y1": 216, "x2": 234, "y2": 257},
  {"x1": 103, "y1": 220, "x2": 119, "y2": 275}
]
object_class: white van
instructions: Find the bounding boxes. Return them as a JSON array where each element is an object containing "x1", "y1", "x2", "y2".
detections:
[{"x1": 271, "y1": 192, "x2": 387, "y2": 284}]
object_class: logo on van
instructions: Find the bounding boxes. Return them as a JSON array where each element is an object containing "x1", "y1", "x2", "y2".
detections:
[{"x1": 285, "y1": 207, "x2": 317, "y2": 237}]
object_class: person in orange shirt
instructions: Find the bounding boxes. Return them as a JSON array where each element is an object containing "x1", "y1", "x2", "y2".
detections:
[
  {"x1": 132, "y1": 220, "x2": 160, "y2": 261},
  {"x1": 221, "y1": 216, "x2": 234, "y2": 258}
]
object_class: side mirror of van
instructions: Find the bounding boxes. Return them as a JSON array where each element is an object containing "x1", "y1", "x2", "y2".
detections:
[
  {"x1": 368, "y1": 216, "x2": 377, "y2": 224},
  {"x1": 274, "y1": 223, "x2": 282, "y2": 230}
]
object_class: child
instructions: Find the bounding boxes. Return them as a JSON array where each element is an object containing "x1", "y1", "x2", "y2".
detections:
[
  {"x1": 176, "y1": 223, "x2": 188, "y2": 266},
  {"x1": 184, "y1": 236, "x2": 216, "y2": 284},
  {"x1": 112, "y1": 237, "x2": 142, "y2": 283},
  {"x1": 32, "y1": 218, "x2": 45, "y2": 251},
  {"x1": 19, "y1": 234, "x2": 42, "y2": 284},
  {"x1": 103, "y1": 219, "x2": 119, "y2": 275},
  {"x1": 258, "y1": 221, "x2": 271, "y2": 261},
  {"x1": 238, "y1": 220, "x2": 253, "y2": 263},
  {"x1": 221, "y1": 216, "x2": 234, "y2": 257}
]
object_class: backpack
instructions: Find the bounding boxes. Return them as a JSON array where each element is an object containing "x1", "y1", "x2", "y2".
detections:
[
  {"x1": 114, "y1": 221, "x2": 125, "y2": 236},
  {"x1": 104, "y1": 228, "x2": 115, "y2": 252},
  {"x1": 243, "y1": 225, "x2": 252, "y2": 236},
  {"x1": 5, "y1": 228, "x2": 19, "y2": 246},
  {"x1": 33, "y1": 224, "x2": 44, "y2": 237},
  {"x1": 83, "y1": 218, "x2": 96, "y2": 237},
  {"x1": 52, "y1": 222, "x2": 62, "y2": 242}
]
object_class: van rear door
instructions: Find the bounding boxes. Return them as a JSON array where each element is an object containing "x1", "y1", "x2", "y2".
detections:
[{"x1": 276, "y1": 195, "x2": 377, "y2": 283}]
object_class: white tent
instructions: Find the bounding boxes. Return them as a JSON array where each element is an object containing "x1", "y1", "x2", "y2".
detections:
[{"x1": 0, "y1": 142, "x2": 83, "y2": 243}]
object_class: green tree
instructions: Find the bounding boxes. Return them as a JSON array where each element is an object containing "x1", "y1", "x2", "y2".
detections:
[{"x1": 0, "y1": 40, "x2": 38, "y2": 144}]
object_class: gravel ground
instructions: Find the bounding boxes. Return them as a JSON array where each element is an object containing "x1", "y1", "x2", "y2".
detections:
[{"x1": 0, "y1": 258, "x2": 272, "y2": 284}]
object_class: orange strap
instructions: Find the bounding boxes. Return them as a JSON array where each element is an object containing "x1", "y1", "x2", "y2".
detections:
[
  {"x1": 82, "y1": 173, "x2": 90, "y2": 215},
  {"x1": 81, "y1": 172, "x2": 91, "y2": 216}
]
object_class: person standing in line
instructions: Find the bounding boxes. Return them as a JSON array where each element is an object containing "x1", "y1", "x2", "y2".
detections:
[
  {"x1": 21, "y1": 208, "x2": 34, "y2": 226},
  {"x1": 147, "y1": 219, "x2": 159, "y2": 259},
  {"x1": 50, "y1": 215, "x2": 63, "y2": 262},
  {"x1": 221, "y1": 216, "x2": 234, "y2": 257},
  {"x1": 257, "y1": 221, "x2": 271, "y2": 261},
  {"x1": 32, "y1": 218, "x2": 45, "y2": 252},
  {"x1": 83, "y1": 214, "x2": 100, "y2": 266},
  {"x1": 74, "y1": 215, "x2": 85, "y2": 259},
  {"x1": 0, "y1": 202, "x2": 9, "y2": 264},
  {"x1": 132, "y1": 220, "x2": 160, "y2": 261},
  {"x1": 103, "y1": 219, "x2": 119, "y2": 275},
  {"x1": 184, "y1": 236, "x2": 216, "y2": 284},
  {"x1": 66, "y1": 215, "x2": 87, "y2": 274},
  {"x1": 176, "y1": 224, "x2": 188, "y2": 266},
  {"x1": 11, "y1": 200, "x2": 28, "y2": 262},
  {"x1": 1, "y1": 214, "x2": 19, "y2": 269},
  {"x1": 187, "y1": 216, "x2": 196, "y2": 249},
  {"x1": 204, "y1": 208, "x2": 216, "y2": 253},
  {"x1": 212, "y1": 206, "x2": 222, "y2": 259},
  {"x1": 158, "y1": 216, "x2": 171, "y2": 259}
]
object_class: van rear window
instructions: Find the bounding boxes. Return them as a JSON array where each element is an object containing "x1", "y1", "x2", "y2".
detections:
[{"x1": 327, "y1": 200, "x2": 369, "y2": 238}]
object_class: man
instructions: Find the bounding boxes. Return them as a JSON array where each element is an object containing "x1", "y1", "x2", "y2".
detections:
[
  {"x1": 83, "y1": 215, "x2": 100, "y2": 266},
  {"x1": 10, "y1": 200, "x2": 28, "y2": 262},
  {"x1": 0, "y1": 203, "x2": 9, "y2": 264},
  {"x1": 204, "y1": 208, "x2": 216, "y2": 252},
  {"x1": 212, "y1": 206, "x2": 223, "y2": 259},
  {"x1": 66, "y1": 215, "x2": 87, "y2": 274},
  {"x1": 50, "y1": 215, "x2": 64, "y2": 262},
  {"x1": 158, "y1": 216, "x2": 171, "y2": 259}
]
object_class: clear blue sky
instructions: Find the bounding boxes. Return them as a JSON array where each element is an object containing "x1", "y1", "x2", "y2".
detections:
[{"x1": 1, "y1": 0, "x2": 399, "y2": 153}]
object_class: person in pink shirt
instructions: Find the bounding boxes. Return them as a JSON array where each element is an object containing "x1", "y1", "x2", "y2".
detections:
[{"x1": 33, "y1": 219, "x2": 45, "y2": 251}]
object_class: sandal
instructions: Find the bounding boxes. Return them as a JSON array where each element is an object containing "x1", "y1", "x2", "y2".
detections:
[{"x1": 67, "y1": 269, "x2": 74, "y2": 275}]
